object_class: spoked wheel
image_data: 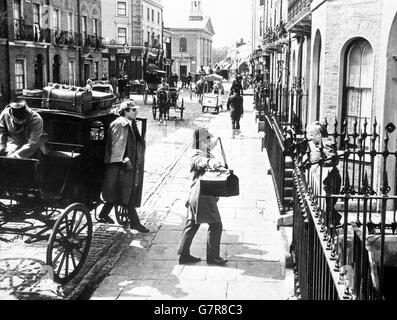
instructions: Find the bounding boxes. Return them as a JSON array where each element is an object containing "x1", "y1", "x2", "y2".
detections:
[
  {"x1": 46, "y1": 203, "x2": 92, "y2": 284},
  {"x1": 180, "y1": 98, "x2": 184, "y2": 120},
  {"x1": 143, "y1": 84, "x2": 148, "y2": 105},
  {"x1": 115, "y1": 205, "x2": 130, "y2": 226},
  {"x1": 152, "y1": 97, "x2": 157, "y2": 120}
]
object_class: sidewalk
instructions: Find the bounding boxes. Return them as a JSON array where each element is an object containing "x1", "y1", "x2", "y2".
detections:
[{"x1": 91, "y1": 96, "x2": 294, "y2": 300}]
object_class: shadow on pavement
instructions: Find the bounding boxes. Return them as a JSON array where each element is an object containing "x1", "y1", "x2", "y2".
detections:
[{"x1": 0, "y1": 257, "x2": 63, "y2": 300}]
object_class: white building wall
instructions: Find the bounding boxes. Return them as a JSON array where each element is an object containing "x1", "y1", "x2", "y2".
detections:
[{"x1": 141, "y1": 0, "x2": 163, "y2": 45}]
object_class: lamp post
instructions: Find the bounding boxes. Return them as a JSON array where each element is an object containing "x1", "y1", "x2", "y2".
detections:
[{"x1": 235, "y1": 49, "x2": 239, "y2": 76}]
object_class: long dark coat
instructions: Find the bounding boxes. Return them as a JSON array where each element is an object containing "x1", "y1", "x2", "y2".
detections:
[
  {"x1": 227, "y1": 94, "x2": 244, "y2": 119},
  {"x1": 101, "y1": 117, "x2": 145, "y2": 207},
  {"x1": 187, "y1": 150, "x2": 221, "y2": 224}
]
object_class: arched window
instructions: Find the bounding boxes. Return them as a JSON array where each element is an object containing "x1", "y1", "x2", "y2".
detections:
[
  {"x1": 180, "y1": 37, "x2": 187, "y2": 52},
  {"x1": 344, "y1": 38, "x2": 373, "y2": 132}
]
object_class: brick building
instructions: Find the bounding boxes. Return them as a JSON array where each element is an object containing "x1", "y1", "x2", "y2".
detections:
[
  {"x1": 166, "y1": 0, "x2": 215, "y2": 78},
  {"x1": 254, "y1": 0, "x2": 397, "y2": 194},
  {"x1": 0, "y1": 0, "x2": 106, "y2": 106},
  {"x1": 101, "y1": 0, "x2": 164, "y2": 80}
]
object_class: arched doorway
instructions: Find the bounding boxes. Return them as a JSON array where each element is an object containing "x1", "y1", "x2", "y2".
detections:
[
  {"x1": 34, "y1": 54, "x2": 45, "y2": 89},
  {"x1": 53, "y1": 55, "x2": 61, "y2": 84}
]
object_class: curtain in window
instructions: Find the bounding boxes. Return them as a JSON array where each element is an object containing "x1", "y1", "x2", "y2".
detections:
[{"x1": 345, "y1": 39, "x2": 373, "y2": 133}]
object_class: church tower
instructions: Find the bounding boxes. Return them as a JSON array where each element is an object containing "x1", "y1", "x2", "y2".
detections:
[{"x1": 189, "y1": 0, "x2": 204, "y2": 21}]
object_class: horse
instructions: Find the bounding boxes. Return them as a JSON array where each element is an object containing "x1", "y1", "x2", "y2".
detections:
[{"x1": 156, "y1": 88, "x2": 169, "y2": 125}]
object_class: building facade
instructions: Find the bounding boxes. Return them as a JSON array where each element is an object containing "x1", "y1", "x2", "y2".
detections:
[
  {"x1": 166, "y1": 0, "x2": 215, "y2": 77},
  {"x1": 253, "y1": 0, "x2": 397, "y2": 200},
  {"x1": 0, "y1": 0, "x2": 105, "y2": 106},
  {"x1": 101, "y1": 0, "x2": 163, "y2": 80}
]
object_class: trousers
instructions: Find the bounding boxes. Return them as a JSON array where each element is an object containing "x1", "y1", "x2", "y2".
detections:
[
  {"x1": 99, "y1": 202, "x2": 141, "y2": 225},
  {"x1": 177, "y1": 219, "x2": 223, "y2": 260},
  {"x1": 231, "y1": 117, "x2": 241, "y2": 130}
]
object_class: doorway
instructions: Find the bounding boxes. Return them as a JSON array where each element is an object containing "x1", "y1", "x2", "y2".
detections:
[
  {"x1": 179, "y1": 65, "x2": 187, "y2": 78},
  {"x1": 34, "y1": 54, "x2": 44, "y2": 89},
  {"x1": 53, "y1": 55, "x2": 61, "y2": 84},
  {"x1": 84, "y1": 63, "x2": 90, "y2": 83}
]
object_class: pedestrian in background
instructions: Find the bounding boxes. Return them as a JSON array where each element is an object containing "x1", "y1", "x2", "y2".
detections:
[
  {"x1": 85, "y1": 78, "x2": 93, "y2": 90},
  {"x1": 230, "y1": 75, "x2": 244, "y2": 98},
  {"x1": 98, "y1": 101, "x2": 149, "y2": 233},
  {"x1": 110, "y1": 75, "x2": 118, "y2": 97},
  {"x1": 227, "y1": 88, "x2": 244, "y2": 138},
  {"x1": 117, "y1": 74, "x2": 127, "y2": 101},
  {"x1": 187, "y1": 73, "x2": 192, "y2": 90},
  {"x1": 177, "y1": 128, "x2": 228, "y2": 266}
]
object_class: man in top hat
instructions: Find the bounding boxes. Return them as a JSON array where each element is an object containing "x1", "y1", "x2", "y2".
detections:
[
  {"x1": 98, "y1": 101, "x2": 149, "y2": 233},
  {"x1": 0, "y1": 97, "x2": 44, "y2": 159}
]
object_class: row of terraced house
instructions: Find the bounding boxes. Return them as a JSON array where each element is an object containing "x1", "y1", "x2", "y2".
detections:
[
  {"x1": 251, "y1": 0, "x2": 397, "y2": 300},
  {"x1": 0, "y1": 0, "x2": 165, "y2": 107}
]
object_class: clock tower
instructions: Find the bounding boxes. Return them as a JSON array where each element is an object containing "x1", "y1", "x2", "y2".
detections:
[{"x1": 189, "y1": 0, "x2": 204, "y2": 21}]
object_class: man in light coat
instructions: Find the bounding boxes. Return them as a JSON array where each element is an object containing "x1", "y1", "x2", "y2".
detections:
[
  {"x1": 177, "y1": 128, "x2": 228, "y2": 266},
  {"x1": 98, "y1": 101, "x2": 149, "y2": 233},
  {"x1": 0, "y1": 98, "x2": 44, "y2": 159}
]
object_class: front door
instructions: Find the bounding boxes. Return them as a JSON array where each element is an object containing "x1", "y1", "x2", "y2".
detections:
[
  {"x1": 53, "y1": 55, "x2": 61, "y2": 84},
  {"x1": 34, "y1": 55, "x2": 44, "y2": 89},
  {"x1": 84, "y1": 63, "x2": 90, "y2": 83},
  {"x1": 180, "y1": 65, "x2": 187, "y2": 78}
]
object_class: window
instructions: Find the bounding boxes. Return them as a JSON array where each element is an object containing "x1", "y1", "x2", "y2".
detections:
[
  {"x1": 93, "y1": 61, "x2": 99, "y2": 80},
  {"x1": 152, "y1": 9, "x2": 154, "y2": 22},
  {"x1": 14, "y1": 0, "x2": 21, "y2": 20},
  {"x1": 180, "y1": 37, "x2": 187, "y2": 52},
  {"x1": 54, "y1": 9, "x2": 60, "y2": 31},
  {"x1": 15, "y1": 59, "x2": 25, "y2": 92},
  {"x1": 93, "y1": 18, "x2": 98, "y2": 37},
  {"x1": 33, "y1": 4, "x2": 40, "y2": 26},
  {"x1": 260, "y1": 0, "x2": 264, "y2": 5},
  {"x1": 81, "y1": 16, "x2": 87, "y2": 34},
  {"x1": 158, "y1": 12, "x2": 160, "y2": 25},
  {"x1": 117, "y1": 2, "x2": 127, "y2": 16},
  {"x1": 67, "y1": 13, "x2": 74, "y2": 33},
  {"x1": 147, "y1": 8, "x2": 150, "y2": 20},
  {"x1": 259, "y1": 16, "x2": 263, "y2": 37},
  {"x1": 344, "y1": 38, "x2": 374, "y2": 133},
  {"x1": 147, "y1": 31, "x2": 150, "y2": 43},
  {"x1": 118, "y1": 28, "x2": 127, "y2": 44},
  {"x1": 33, "y1": 3, "x2": 41, "y2": 39},
  {"x1": 68, "y1": 61, "x2": 75, "y2": 85}
]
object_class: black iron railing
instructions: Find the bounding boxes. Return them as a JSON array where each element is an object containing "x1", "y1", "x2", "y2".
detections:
[
  {"x1": 291, "y1": 119, "x2": 397, "y2": 300},
  {"x1": 54, "y1": 30, "x2": 81, "y2": 47},
  {"x1": 53, "y1": 30, "x2": 106, "y2": 50},
  {"x1": 83, "y1": 34, "x2": 106, "y2": 50},
  {"x1": 288, "y1": 0, "x2": 312, "y2": 21},
  {"x1": 14, "y1": 19, "x2": 51, "y2": 43},
  {"x1": 257, "y1": 81, "x2": 297, "y2": 214}
]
